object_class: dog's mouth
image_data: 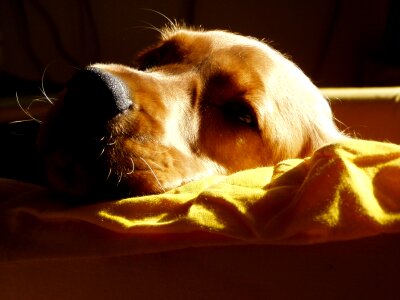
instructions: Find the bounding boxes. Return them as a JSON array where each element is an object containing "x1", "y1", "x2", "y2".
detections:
[
  {"x1": 41, "y1": 149, "x2": 112, "y2": 199},
  {"x1": 37, "y1": 67, "x2": 149, "y2": 200},
  {"x1": 38, "y1": 66, "x2": 213, "y2": 201},
  {"x1": 38, "y1": 109, "x2": 130, "y2": 200}
]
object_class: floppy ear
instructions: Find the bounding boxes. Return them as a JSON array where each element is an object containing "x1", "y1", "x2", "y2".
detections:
[{"x1": 261, "y1": 49, "x2": 344, "y2": 160}]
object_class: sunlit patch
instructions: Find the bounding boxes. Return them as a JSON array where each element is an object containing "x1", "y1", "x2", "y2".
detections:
[
  {"x1": 99, "y1": 210, "x2": 171, "y2": 228},
  {"x1": 188, "y1": 204, "x2": 225, "y2": 229}
]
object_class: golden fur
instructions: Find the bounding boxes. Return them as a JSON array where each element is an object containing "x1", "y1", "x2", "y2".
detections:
[{"x1": 39, "y1": 27, "x2": 343, "y2": 199}]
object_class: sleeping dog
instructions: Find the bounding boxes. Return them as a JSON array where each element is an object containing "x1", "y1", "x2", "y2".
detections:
[{"x1": 38, "y1": 25, "x2": 344, "y2": 199}]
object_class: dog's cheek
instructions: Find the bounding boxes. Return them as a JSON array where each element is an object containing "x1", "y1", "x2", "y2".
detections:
[
  {"x1": 114, "y1": 137, "x2": 220, "y2": 195},
  {"x1": 198, "y1": 118, "x2": 267, "y2": 172}
]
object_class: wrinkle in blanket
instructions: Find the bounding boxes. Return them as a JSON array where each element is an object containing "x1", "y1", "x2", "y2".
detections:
[{"x1": 1, "y1": 139, "x2": 400, "y2": 260}]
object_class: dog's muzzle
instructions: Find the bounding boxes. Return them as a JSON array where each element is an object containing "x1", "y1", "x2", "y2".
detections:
[
  {"x1": 49, "y1": 67, "x2": 134, "y2": 144},
  {"x1": 64, "y1": 67, "x2": 132, "y2": 120},
  {"x1": 38, "y1": 67, "x2": 135, "y2": 199}
]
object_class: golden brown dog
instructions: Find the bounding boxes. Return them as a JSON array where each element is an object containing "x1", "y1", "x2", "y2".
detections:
[{"x1": 38, "y1": 25, "x2": 344, "y2": 200}]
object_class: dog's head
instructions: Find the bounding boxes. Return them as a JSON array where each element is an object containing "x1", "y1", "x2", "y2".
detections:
[{"x1": 38, "y1": 26, "x2": 342, "y2": 200}]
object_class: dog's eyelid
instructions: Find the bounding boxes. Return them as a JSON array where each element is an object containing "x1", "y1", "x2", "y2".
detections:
[{"x1": 222, "y1": 99, "x2": 259, "y2": 129}]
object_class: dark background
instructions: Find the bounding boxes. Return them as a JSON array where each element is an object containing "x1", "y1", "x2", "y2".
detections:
[{"x1": 1, "y1": 0, "x2": 399, "y2": 96}]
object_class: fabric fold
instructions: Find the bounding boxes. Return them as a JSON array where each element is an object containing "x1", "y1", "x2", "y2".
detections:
[{"x1": 1, "y1": 139, "x2": 400, "y2": 260}]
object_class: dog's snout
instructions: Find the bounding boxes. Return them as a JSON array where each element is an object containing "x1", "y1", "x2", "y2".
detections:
[{"x1": 64, "y1": 67, "x2": 132, "y2": 119}]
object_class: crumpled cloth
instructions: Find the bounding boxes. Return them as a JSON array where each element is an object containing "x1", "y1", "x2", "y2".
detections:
[{"x1": 1, "y1": 139, "x2": 400, "y2": 260}]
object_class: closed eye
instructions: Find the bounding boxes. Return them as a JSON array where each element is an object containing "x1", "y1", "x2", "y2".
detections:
[{"x1": 222, "y1": 100, "x2": 259, "y2": 129}]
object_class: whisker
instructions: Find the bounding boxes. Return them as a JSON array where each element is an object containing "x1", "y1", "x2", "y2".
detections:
[
  {"x1": 15, "y1": 92, "x2": 43, "y2": 124},
  {"x1": 134, "y1": 22, "x2": 163, "y2": 35},
  {"x1": 139, "y1": 8, "x2": 182, "y2": 39},
  {"x1": 40, "y1": 64, "x2": 55, "y2": 105},
  {"x1": 9, "y1": 119, "x2": 38, "y2": 125},
  {"x1": 106, "y1": 168, "x2": 112, "y2": 182},
  {"x1": 98, "y1": 147, "x2": 105, "y2": 157},
  {"x1": 148, "y1": 160, "x2": 164, "y2": 170},
  {"x1": 140, "y1": 8, "x2": 175, "y2": 27},
  {"x1": 117, "y1": 172, "x2": 123, "y2": 186},
  {"x1": 26, "y1": 97, "x2": 54, "y2": 110},
  {"x1": 126, "y1": 157, "x2": 135, "y2": 175},
  {"x1": 140, "y1": 157, "x2": 165, "y2": 192}
]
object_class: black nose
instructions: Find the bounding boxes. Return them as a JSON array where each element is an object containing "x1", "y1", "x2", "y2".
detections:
[{"x1": 64, "y1": 67, "x2": 132, "y2": 119}]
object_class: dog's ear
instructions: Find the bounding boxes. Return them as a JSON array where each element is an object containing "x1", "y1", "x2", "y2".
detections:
[{"x1": 260, "y1": 50, "x2": 343, "y2": 159}]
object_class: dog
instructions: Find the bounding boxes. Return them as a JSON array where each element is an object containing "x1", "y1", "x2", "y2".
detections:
[{"x1": 38, "y1": 25, "x2": 344, "y2": 200}]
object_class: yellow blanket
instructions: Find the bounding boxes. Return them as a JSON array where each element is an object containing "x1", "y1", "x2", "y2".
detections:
[{"x1": 1, "y1": 139, "x2": 400, "y2": 260}]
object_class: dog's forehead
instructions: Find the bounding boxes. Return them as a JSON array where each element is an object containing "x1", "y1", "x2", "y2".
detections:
[
  {"x1": 161, "y1": 29, "x2": 275, "y2": 73},
  {"x1": 164, "y1": 28, "x2": 266, "y2": 51}
]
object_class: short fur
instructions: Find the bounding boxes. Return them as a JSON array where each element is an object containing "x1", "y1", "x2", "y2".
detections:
[{"x1": 39, "y1": 27, "x2": 344, "y2": 199}]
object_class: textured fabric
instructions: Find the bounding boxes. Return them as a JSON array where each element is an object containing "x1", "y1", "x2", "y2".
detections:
[{"x1": 1, "y1": 139, "x2": 400, "y2": 261}]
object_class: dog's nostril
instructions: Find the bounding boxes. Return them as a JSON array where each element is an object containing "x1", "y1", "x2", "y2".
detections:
[{"x1": 64, "y1": 67, "x2": 132, "y2": 119}]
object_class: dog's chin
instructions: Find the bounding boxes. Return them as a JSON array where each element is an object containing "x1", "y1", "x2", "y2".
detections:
[
  {"x1": 44, "y1": 158, "x2": 116, "y2": 201},
  {"x1": 43, "y1": 154, "x2": 174, "y2": 202}
]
